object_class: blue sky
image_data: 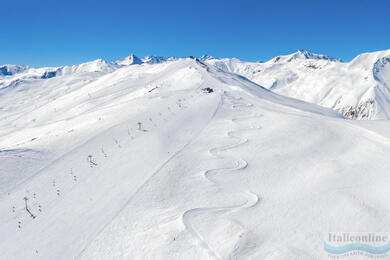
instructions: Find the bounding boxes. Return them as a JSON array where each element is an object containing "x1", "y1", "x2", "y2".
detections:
[{"x1": 1, "y1": 0, "x2": 389, "y2": 67}]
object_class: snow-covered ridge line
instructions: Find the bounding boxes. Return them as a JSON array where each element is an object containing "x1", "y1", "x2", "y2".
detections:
[
  {"x1": 0, "y1": 64, "x2": 30, "y2": 76},
  {"x1": 0, "y1": 49, "x2": 336, "y2": 76},
  {"x1": 0, "y1": 55, "x2": 176, "y2": 79},
  {"x1": 2, "y1": 49, "x2": 390, "y2": 120},
  {"x1": 204, "y1": 49, "x2": 390, "y2": 120}
]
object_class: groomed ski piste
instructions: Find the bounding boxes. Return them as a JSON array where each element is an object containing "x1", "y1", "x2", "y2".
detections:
[{"x1": 1, "y1": 56, "x2": 390, "y2": 259}]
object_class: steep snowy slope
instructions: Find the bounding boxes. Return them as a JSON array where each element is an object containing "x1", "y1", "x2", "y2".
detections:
[
  {"x1": 1, "y1": 57, "x2": 390, "y2": 260},
  {"x1": 204, "y1": 49, "x2": 390, "y2": 119}
]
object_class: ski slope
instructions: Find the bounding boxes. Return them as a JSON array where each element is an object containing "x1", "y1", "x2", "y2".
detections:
[{"x1": 1, "y1": 57, "x2": 390, "y2": 259}]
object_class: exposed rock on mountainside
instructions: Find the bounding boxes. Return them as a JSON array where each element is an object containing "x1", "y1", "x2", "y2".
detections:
[{"x1": 204, "y1": 49, "x2": 390, "y2": 119}]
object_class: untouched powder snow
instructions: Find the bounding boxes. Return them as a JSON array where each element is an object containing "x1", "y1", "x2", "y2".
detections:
[{"x1": 1, "y1": 56, "x2": 390, "y2": 259}]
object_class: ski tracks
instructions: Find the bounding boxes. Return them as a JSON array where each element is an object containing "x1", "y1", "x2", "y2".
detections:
[
  {"x1": 182, "y1": 93, "x2": 263, "y2": 259},
  {"x1": 75, "y1": 93, "x2": 223, "y2": 260}
]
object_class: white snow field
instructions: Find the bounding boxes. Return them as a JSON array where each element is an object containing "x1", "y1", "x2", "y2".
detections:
[
  {"x1": 203, "y1": 49, "x2": 390, "y2": 120},
  {"x1": 1, "y1": 55, "x2": 390, "y2": 259}
]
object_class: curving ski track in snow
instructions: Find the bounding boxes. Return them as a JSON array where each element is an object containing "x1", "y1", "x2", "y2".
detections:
[
  {"x1": 75, "y1": 94, "x2": 223, "y2": 260},
  {"x1": 182, "y1": 94, "x2": 263, "y2": 259}
]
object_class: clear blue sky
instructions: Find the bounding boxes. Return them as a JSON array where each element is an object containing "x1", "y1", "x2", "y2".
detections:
[{"x1": 1, "y1": 0, "x2": 389, "y2": 67}]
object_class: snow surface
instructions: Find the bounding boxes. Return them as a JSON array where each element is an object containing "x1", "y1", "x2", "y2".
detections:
[
  {"x1": 0, "y1": 64, "x2": 29, "y2": 76},
  {"x1": 204, "y1": 49, "x2": 390, "y2": 119},
  {"x1": 1, "y1": 54, "x2": 390, "y2": 259}
]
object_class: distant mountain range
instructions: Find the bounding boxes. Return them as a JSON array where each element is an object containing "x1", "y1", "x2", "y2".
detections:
[{"x1": 2, "y1": 49, "x2": 390, "y2": 119}]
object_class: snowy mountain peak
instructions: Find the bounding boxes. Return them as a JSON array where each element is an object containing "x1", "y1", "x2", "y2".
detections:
[
  {"x1": 141, "y1": 55, "x2": 167, "y2": 64},
  {"x1": 199, "y1": 54, "x2": 215, "y2": 61},
  {"x1": 81, "y1": 58, "x2": 114, "y2": 68},
  {"x1": 268, "y1": 50, "x2": 336, "y2": 63},
  {"x1": 115, "y1": 54, "x2": 143, "y2": 66},
  {"x1": 59, "y1": 58, "x2": 119, "y2": 75},
  {"x1": 116, "y1": 54, "x2": 178, "y2": 65},
  {"x1": 200, "y1": 49, "x2": 390, "y2": 119},
  {"x1": 349, "y1": 49, "x2": 390, "y2": 69},
  {"x1": 0, "y1": 64, "x2": 29, "y2": 76},
  {"x1": 287, "y1": 49, "x2": 336, "y2": 61},
  {"x1": 90, "y1": 59, "x2": 110, "y2": 66}
]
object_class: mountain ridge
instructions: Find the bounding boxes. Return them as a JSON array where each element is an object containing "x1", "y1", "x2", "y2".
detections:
[{"x1": 2, "y1": 49, "x2": 390, "y2": 119}]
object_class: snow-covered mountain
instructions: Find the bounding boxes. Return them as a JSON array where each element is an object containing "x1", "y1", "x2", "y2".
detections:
[
  {"x1": 115, "y1": 54, "x2": 144, "y2": 66},
  {"x1": 0, "y1": 55, "x2": 180, "y2": 91},
  {"x1": 115, "y1": 54, "x2": 177, "y2": 66},
  {"x1": 204, "y1": 49, "x2": 390, "y2": 119},
  {"x1": 0, "y1": 59, "x2": 122, "y2": 91},
  {"x1": 59, "y1": 59, "x2": 121, "y2": 75},
  {"x1": 0, "y1": 64, "x2": 29, "y2": 76},
  {"x1": 2, "y1": 52, "x2": 390, "y2": 259}
]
